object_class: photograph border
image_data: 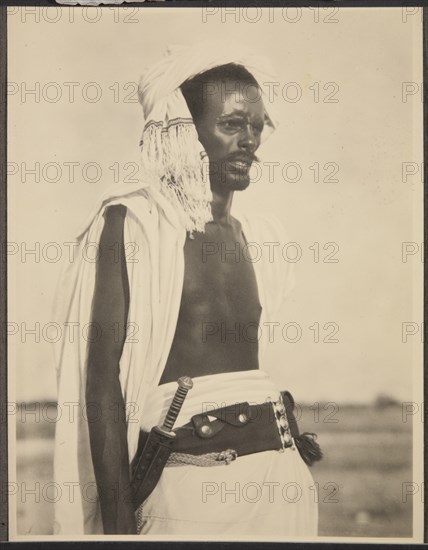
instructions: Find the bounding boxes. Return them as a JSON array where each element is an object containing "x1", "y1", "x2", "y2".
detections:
[{"x1": 0, "y1": 0, "x2": 426, "y2": 546}]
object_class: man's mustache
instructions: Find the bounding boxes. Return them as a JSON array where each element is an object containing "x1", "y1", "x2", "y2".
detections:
[
  {"x1": 226, "y1": 153, "x2": 260, "y2": 164},
  {"x1": 200, "y1": 151, "x2": 261, "y2": 165}
]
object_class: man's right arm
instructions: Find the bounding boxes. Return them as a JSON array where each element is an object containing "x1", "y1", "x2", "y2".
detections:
[{"x1": 85, "y1": 204, "x2": 137, "y2": 534}]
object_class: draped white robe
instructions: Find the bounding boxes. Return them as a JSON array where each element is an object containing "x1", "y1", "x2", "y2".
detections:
[{"x1": 53, "y1": 182, "x2": 303, "y2": 535}]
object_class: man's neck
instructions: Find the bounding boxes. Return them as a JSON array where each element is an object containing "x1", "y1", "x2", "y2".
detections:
[{"x1": 210, "y1": 187, "x2": 234, "y2": 225}]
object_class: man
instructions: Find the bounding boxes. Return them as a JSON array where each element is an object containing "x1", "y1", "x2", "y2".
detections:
[{"x1": 54, "y1": 41, "x2": 319, "y2": 536}]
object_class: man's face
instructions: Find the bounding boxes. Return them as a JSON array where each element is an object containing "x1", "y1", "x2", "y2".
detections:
[{"x1": 193, "y1": 78, "x2": 265, "y2": 193}]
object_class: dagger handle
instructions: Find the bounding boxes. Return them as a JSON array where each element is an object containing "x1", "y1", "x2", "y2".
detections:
[{"x1": 162, "y1": 376, "x2": 193, "y2": 432}]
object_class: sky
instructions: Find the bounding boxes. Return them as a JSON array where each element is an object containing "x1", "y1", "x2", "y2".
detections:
[{"x1": 7, "y1": 6, "x2": 423, "y2": 405}]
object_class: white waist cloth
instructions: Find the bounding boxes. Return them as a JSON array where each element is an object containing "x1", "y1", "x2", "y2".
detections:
[{"x1": 138, "y1": 370, "x2": 318, "y2": 537}]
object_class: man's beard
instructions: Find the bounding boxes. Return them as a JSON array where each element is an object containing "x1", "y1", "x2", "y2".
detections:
[
  {"x1": 226, "y1": 173, "x2": 251, "y2": 191},
  {"x1": 209, "y1": 160, "x2": 254, "y2": 192}
]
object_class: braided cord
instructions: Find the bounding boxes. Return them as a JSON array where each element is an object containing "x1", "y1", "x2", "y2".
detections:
[
  {"x1": 136, "y1": 504, "x2": 145, "y2": 534},
  {"x1": 166, "y1": 449, "x2": 238, "y2": 467}
]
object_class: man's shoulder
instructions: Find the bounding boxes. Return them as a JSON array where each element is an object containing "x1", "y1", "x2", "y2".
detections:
[
  {"x1": 104, "y1": 203, "x2": 127, "y2": 220},
  {"x1": 100, "y1": 205, "x2": 128, "y2": 245},
  {"x1": 99, "y1": 188, "x2": 166, "y2": 230}
]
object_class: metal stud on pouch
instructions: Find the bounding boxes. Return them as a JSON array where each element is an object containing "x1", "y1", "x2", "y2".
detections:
[{"x1": 279, "y1": 416, "x2": 289, "y2": 429}]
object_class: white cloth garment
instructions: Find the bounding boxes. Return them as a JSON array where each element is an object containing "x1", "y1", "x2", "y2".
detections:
[
  {"x1": 138, "y1": 370, "x2": 317, "y2": 536},
  {"x1": 53, "y1": 182, "x2": 296, "y2": 535}
]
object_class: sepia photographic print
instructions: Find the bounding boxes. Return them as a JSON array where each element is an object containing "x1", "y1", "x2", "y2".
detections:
[{"x1": 4, "y1": 3, "x2": 425, "y2": 543}]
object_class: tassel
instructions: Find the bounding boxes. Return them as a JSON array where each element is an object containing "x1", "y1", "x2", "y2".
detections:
[
  {"x1": 140, "y1": 119, "x2": 213, "y2": 233},
  {"x1": 294, "y1": 432, "x2": 323, "y2": 467}
]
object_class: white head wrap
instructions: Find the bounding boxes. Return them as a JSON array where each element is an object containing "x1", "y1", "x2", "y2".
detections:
[{"x1": 138, "y1": 40, "x2": 279, "y2": 233}]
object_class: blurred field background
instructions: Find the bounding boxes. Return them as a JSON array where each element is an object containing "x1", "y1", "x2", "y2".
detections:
[{"x1": 15, "y1": 399, "x2": 413, "y2": 538}]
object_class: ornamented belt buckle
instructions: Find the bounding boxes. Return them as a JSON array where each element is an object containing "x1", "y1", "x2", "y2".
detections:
[{"x1": 267, "y1": 395, "x2": 296, "y2": 452}]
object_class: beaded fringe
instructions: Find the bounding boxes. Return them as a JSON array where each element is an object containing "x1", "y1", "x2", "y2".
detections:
[{"x1": 140, "y1": 121, "x2": 212, "y2": 233}]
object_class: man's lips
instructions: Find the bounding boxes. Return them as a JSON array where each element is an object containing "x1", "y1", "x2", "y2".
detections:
[
  {"x1": 229, "y1": 154, "x2": 256, "y2": 164},
  {"x1": 225, "y1": 155, "x2": 257, "y2": 171},
  {"x1": 208, "y1": 156, "x2": 259, "y2": 178},
  {"x1": 228, "y1": 160, "x2": 251, "y2": 171}
]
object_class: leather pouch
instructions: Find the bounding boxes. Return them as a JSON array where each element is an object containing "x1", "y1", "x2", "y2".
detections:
[{"x1": 172, "y1": 401, "x2": 287, "y2": 457}]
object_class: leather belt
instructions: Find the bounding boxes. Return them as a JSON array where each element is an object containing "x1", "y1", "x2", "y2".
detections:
[
  {"x1": 170, "y1": 392, "x2": 296, "y2": 458},
  {"x1": 132, "y1": 390, "x2": 322, "y2": 499}
]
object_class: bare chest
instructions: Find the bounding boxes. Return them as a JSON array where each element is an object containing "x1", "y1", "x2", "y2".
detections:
[
  {"x1": 159, "y1": 220, "x2": 262, "y2": 383},
  {"x1": 181, "y1": 222, "x2": 261, "y2": 322}
]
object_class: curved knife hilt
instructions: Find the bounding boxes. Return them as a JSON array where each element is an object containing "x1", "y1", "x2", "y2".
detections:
[{"x1": 161, "y1": 376, "x2": 193, "y2": 433}]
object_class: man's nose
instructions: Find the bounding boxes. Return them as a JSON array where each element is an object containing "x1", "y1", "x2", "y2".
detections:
[{"x1": 238, "y1": 124, "x2": 258, "y2": 152}]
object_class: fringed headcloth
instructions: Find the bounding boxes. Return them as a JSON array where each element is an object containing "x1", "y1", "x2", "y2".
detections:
[{"x1": 138, "y1": 40, "x2": 279, "y2": 234}]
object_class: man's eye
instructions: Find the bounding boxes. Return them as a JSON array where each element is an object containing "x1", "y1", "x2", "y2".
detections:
[
  {"x1": 219, "y1": 120, "x2": 242, "y2": 131},
  {"x1": 218, "y1": 119, "x2": 264, "y2": 135}
]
